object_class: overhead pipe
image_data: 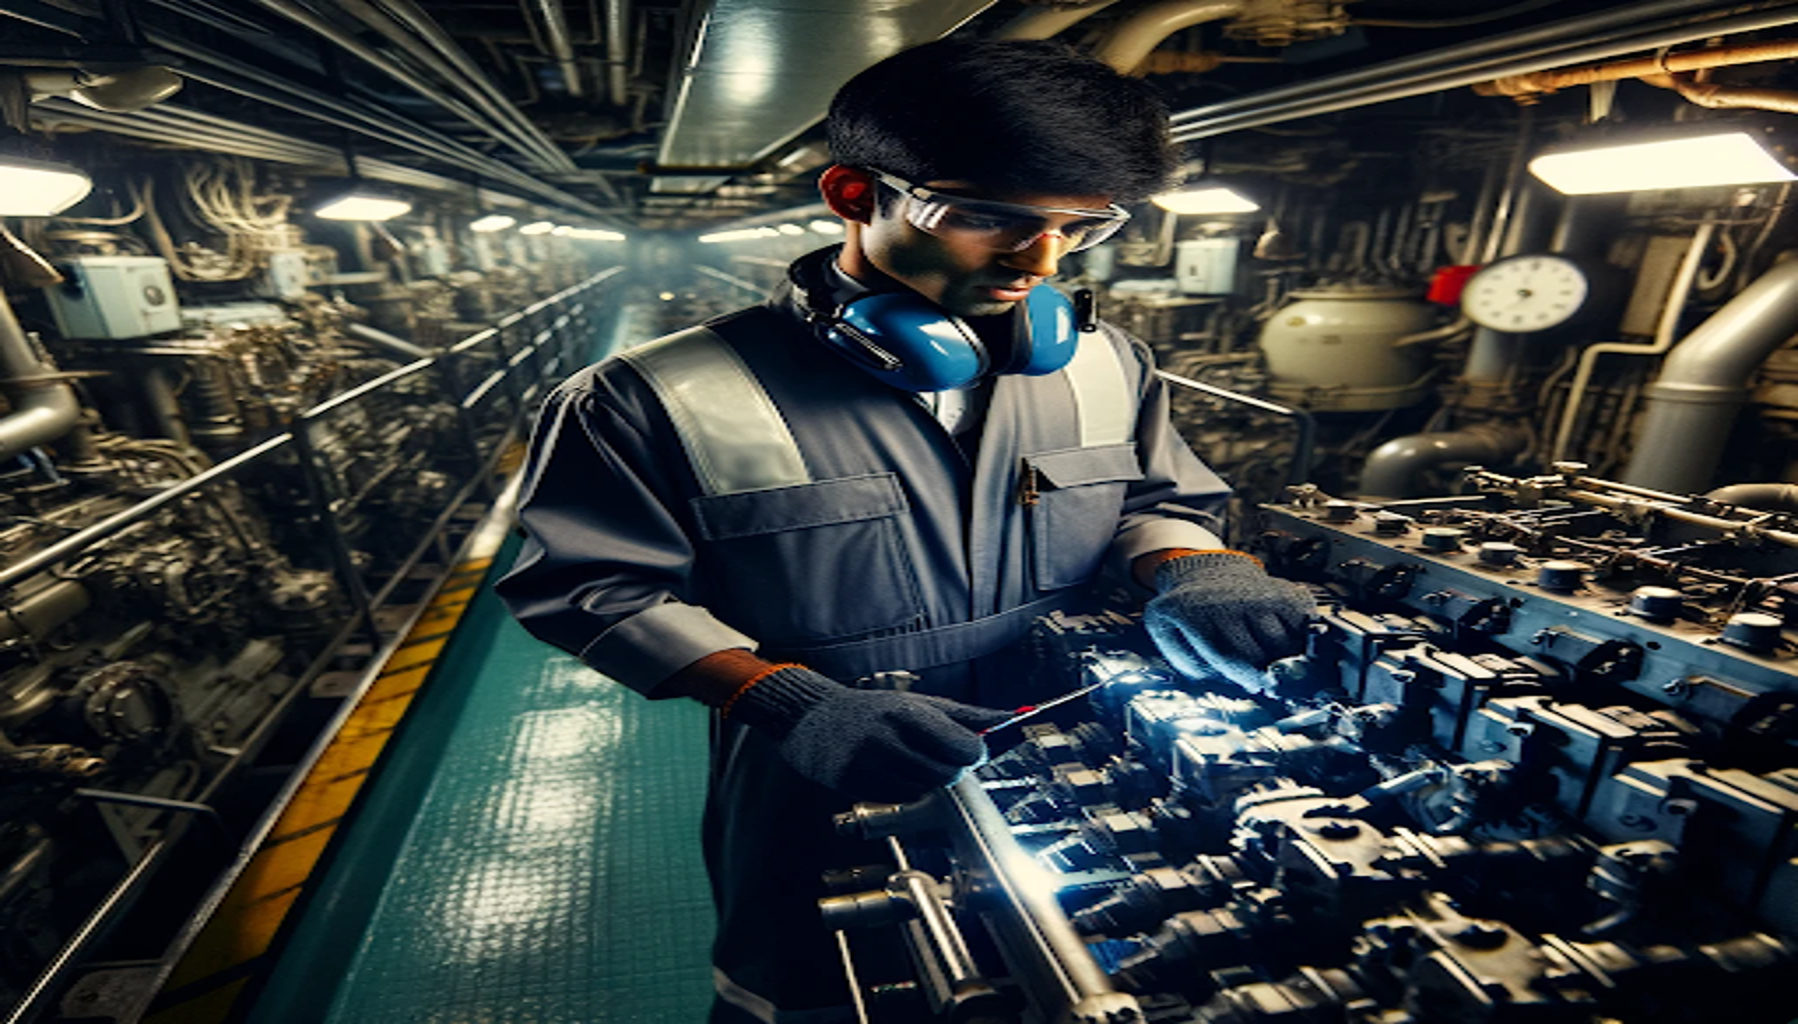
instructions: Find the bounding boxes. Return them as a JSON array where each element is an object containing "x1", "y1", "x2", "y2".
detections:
[
  {"x1": 1475, "y1": 37, "x2": 1798, "y2": 98},
  {"x1": 604, "y1": 0, "x2": 630, "y2": 105},
  {"x1": 0, "y1": 290, "x2": 82, "y2": 462},
  {"x1": 1173, "y1": 0, "x2": 1748, "y2": 122},
  {"x1": 331, "y1": 0, "x2": 576, "y2": 172},
  {"x1": 1358, "y1": 424, "x2": 1530, "y2": 500},
  {"x1": 996, "y1": 0, "x2": 1128, "y2": 40},
  {"x1": 1171, "y1": 4, "x2": 1798, "y2": 140},
  {"x1": 1621, "y1": 256, "x2": 1798, "y2": 493},
  {"x1": 1092, "y1": 0, "x2": 1247, "y2": 73},
  {"x1": 529, "y1": 0, "x2": 586, "y2": 97},
  {"x1": 1659, "y1": 75, "x2": 1798, "y2": 114}
]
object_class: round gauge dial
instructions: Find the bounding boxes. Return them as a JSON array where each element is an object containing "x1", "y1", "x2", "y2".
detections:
[{"x1": 1460, "y1": 254, "x2": 1593, "y2": 332}]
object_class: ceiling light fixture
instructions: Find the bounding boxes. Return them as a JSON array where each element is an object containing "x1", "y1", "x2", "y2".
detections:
[
  {"x1": 1529, "y1": 130, "x2": 1796, "y2": 195},
  {"x1": 564, "y1": 227, "x2": 626, "y2": 240},
  {"x1": 470, "y1": 214, "x2": 517, "y2": 232},
  {"x1": 809, "y1": 219, "x2": 844, "y2": 235},
  {"x1": 1151, "y1": 186, "x2": 1260, "y2": 215},
  {"x1": 0, "y1": 156, "x2": 94, "y2": 217},
  {"x1": 313, "y1": 191, "x2": 412, "y2": 221},
  {"x1": 519, "y1": 221, "x2": 555, "y2": 235},
  {"x1": 777, "y1": 223, "x2": 805, "y2": 235}
]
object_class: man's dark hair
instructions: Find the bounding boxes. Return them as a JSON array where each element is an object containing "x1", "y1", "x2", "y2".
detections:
[{"x1": 826, "y1": 38, "x2": 1176, "y2": 204}]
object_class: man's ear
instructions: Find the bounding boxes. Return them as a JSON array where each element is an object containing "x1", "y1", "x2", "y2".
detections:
[{"x1": 819, "y1": 165, "x2": 876, "y2": 225}]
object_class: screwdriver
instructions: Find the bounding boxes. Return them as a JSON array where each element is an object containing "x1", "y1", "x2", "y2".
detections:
[{"x1": 979, "y1": 677, "x2": 1111, "y2": 736}]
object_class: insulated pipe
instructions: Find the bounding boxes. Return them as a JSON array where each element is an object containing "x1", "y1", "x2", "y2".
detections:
[
  {"x1": 0, "y1": 291, "x2": 82, "y2": 462},
  {"x1": 604, "y1": 0, "x2": 630, "y2": 105},
  {"x1": 346, "y1": 323, "x2": 434, "y2": 359},
  {"x1": 1358, "y1": 424, "x2": 1529, "y2": 500},
  {"x1": 1476, "y1": 37, "x2": 1798, "y2": 98},
  {"x1": 1092, "y1": 0, "x2": 1247, "y2": 74},
  {"x1": 1171, "y1": 6, "x2": 1798, "y2": 140},
  {"x1": 1706, "y1": 482, "x2": 1798, "y2": 511},
  {"x1": 1173, "y1": 0, "x2": 1742, "y2": 122},
  {"x1": 997, "y1": 0, "x2": 1128, "y2": 39},
  {"x1": 1622, "y1": 257, "x2": 1798, "y2": 493},
  {"x1": 1666, "y1": 78, "x2": 1798, "y2": 114},
  {"x1": 530, "y1": 0, "x2": 585, "y2": 97}
]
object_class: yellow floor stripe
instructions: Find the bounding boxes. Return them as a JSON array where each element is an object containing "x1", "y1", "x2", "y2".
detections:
[{"x1": 149, "y1": 553, "x2": 497, "y2": 1023}]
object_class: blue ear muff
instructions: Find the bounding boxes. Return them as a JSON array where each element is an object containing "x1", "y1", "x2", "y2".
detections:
[
  {"x1": 1001, "y1": 285, "x2": 1081, "y2": 376},
  {"x1": 823, "y1": 293, "x2": 990, "y2": 392}
]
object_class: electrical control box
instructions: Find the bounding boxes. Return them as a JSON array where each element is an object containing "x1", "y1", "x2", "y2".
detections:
[
  {"x1": 1175, "y1": 237, "x2": 1240, "y2": 295},
  {"x1": 43, "y1": 256, "x2": 182, "y2": 339}
]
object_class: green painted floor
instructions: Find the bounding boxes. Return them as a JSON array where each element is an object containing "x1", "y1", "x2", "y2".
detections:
[{"x1": 249, "y1": 300, "x2": 716, "y2": 1023}]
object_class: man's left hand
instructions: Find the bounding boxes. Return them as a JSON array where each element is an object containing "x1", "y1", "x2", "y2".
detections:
[{"x1": 1142, "y1": 551, "x2": 1314, "y2": 694}]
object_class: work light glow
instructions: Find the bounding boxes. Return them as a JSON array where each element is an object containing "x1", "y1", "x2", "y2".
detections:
[
  {"x1": 314, "y1": 191, "x2": 412, "y2": 221},
  {"x1": 1530, "y1": 131, "x2": 1797, "y2": 195},
  {"x1": 564, "y1": 227, "x2": 626, "y2": 240},
  {"x1": 470, "y1": 214, "x2": 516, "y2": 232},
  {"x1": 809, "y1": 219, "x2": 844, "y2": 234},
  {"x1": 0, "y1": 157, "x2": 94, "y2": 217},
  {"x1": 519, "y1": 220, "x2": 555, "y2": 235},
  {"x1": 1150, "y1": 186, "x2": 1259, "y2": 215},
  {"x1": 777, "y1": 223, "x2": 805, "y2": 235}
]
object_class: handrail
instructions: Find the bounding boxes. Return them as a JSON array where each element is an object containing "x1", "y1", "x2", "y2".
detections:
[
  {"x1": 0, "y1": 264, "x2": 627, "y2": 1024},
  {"x1": 1158, "y1": 369, "x2": 1317, "y2": 485}
]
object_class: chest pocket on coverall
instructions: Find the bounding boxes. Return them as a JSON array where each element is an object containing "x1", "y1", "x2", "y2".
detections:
[
  {"x1": 691, "y1": 472, "x2": 925, "y2": 644},
  {"x1": 1024, "y1": 443, "x2": 1142, "y2": 591}
]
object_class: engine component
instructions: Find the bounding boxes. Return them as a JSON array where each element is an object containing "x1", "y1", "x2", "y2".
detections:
[{"x1": 824, "y1": 470, "x2": 1798, "y2": 1023}]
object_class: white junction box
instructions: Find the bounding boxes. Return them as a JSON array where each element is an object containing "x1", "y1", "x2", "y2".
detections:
[
  {"x1": 44, "y1": 256, "x2": 183, "y2": 339},
  {"x1": 1175, "y1": 238, "x2": 1240, "y2": 295}
]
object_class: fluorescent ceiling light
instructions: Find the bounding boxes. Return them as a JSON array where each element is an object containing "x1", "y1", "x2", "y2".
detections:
[
  {"x1": 551, "y1": 224, "x2": 573, "y2": 236},
  {"x1": 809, "y1": 219, "x2": 844, "y2": 234},
  {"x1": 314, "y1": 191, "x2": 411, "y2": 221},
  {"x1": 697, "y1": 226, "x2": 784, "y2": 243},
  {"x1": 519, "y1": 220, "x2": 555, "y2": 235},
  {"x1": 564, "y1": 227, "x2": 626, "y2": 240},
  {"x1": 0, "y1": 157, "x2": 93, "y2": 216},
  {"x1": 1151, "y1": 186, "x2": 1260, "y2": 215},
  {"x1": 470, "y1": 214, "x2": 516, "y2": 232},
  {"x1": 1530, "y1": 131, "x2": 1797, "y2": 195},
  {"x1": 777, "y1": 223, "x2": 805, "y2": 235}
]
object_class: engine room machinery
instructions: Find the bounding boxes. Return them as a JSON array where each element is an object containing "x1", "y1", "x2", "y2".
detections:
[{"x1": 821, "y1": 468, "x2": 1798, "y2": 1024}]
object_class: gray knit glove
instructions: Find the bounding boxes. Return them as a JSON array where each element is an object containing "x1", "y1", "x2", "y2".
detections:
[
  {"x1": 729, "y1": 666, "x2": 1011, "y2": 803},
  {"x1": 1144, "y1": 553, "x2": 1315, "y2": 694}
]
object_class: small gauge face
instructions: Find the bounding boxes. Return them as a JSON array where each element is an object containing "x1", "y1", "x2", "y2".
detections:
[{"x1": 1461, "y1": 254, "x2": 1592, "y2": 332}]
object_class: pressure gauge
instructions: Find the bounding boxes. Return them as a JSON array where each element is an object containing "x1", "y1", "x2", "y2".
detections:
[{"x1": 1460, "y1": 254, "x2": 1594, "y2": 332}]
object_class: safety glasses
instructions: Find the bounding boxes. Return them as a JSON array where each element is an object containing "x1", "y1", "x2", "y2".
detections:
[{"x1": 871, "y1": 171, "x2": 1129, "y2": 254}]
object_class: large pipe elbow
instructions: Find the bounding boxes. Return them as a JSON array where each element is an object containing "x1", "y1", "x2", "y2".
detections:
[
  {"x1": 1705, "y1": 482, "x2": 1798, "y2": 512},
  {"x1": 1622, "y1": 257, "x2": 1798, "y2": 493},
  {"x1": 997, "y1": 0, "x2": 1128, "y2": 40},
  {"x1": 0, "y1": 293, "x2": 81, "y2": 461},
  {"x1": 1093, "y1": 0, "x2": 1247, "y2": 73},
  {"x1": 1358, "y1": 425, "x2": 1528, "y2": 500}
]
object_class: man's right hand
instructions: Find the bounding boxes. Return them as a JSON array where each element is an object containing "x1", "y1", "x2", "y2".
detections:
[{"x1": 726, "y1": 665, "x2": 1010, "y2": 803}]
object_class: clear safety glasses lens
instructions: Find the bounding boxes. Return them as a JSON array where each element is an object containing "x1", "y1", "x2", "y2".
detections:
[{"x1": 875, "y1": 173, "x2": 1127, "y2": 254}]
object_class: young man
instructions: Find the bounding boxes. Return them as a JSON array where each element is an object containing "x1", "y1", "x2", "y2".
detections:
[{"x1": 498, "y1": 38, "x2": 1312, "y2": 1023}]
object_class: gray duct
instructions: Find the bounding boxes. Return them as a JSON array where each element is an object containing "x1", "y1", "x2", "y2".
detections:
[
  {"x1": 0, "y1": 292, "x2": 82, "y2": 462},
  {"x1": 1621, "y1": 257, "x2": 1798, "y2": 494},
  {"x1": 1358, "y1": 424, "x2": 1529, "y2": 500}
]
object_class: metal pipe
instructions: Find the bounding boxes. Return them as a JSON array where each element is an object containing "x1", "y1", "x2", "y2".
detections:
[
  {"x1": 945, "y1": 777, "x2": 1143, "y2": 1022},
  {"x1": 1666, "y1": 77, "x2": 1798, "y2": 114},
  {"x1": 1706, "y1": 482, "x2": 1798, "y2": 511},
  {"x1": 1477, "y1": 37, "x2": 1798, "y2": 98},
  {"x1": 997, "y1": 0, "x2": 1128, "y2": 40},
  {"x1": 0, "y1": 291, "x2": 81, "y2": 462},
  {"x1": 603, "y1": 0, "x2": 629, "y2": 105},
  {"x1": 1092, "y1": 0, "x2": 1247, "y2": 73},
  {"x1": 1172, "y1": 0, "x2": 1753, "y2": 122},
  {"x1": 1358, "y1": 424, "x2": 1529, "y2": 499},
  {"x1": 346, "y1": 322, "x2": 435, "y2": 359},
  {"x1": 1622, "y1": 256, "x2": 1798, "y2": 493},
  {"x1": 333, "y1": 0, "x2": 576, "y2": 171},
  {"x1": 1550, "y1": 220, "x2": 1713, "y2": 463},
  {"x1": 1172, "y1": 4, "x2": 1798, "y2": 140},
  {"x1": 530, "y1": 0, "x2": 586, "y2": 96}
]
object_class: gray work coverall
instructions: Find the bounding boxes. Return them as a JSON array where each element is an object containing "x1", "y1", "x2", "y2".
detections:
[{"x1": 497, "y1": 261, "x2": 1231, "y2": 1021}]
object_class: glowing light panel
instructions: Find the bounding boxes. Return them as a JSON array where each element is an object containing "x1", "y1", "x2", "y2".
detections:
[
  {"x1": 1151, "y1": 186, "x2": 1259, "y2": 215},
  {"x1": 314, "y1": 192, "x2": 412, "y2": 221},
  {"x1": 0, "y1": 158, "x2": 93, "y2": 217},
  {"x1": 1530, "y1": 131, "x2": 1797, "y2": 195},
  {"x1": 470, "y1": 214, "x2": 516, "y2": 232}
]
